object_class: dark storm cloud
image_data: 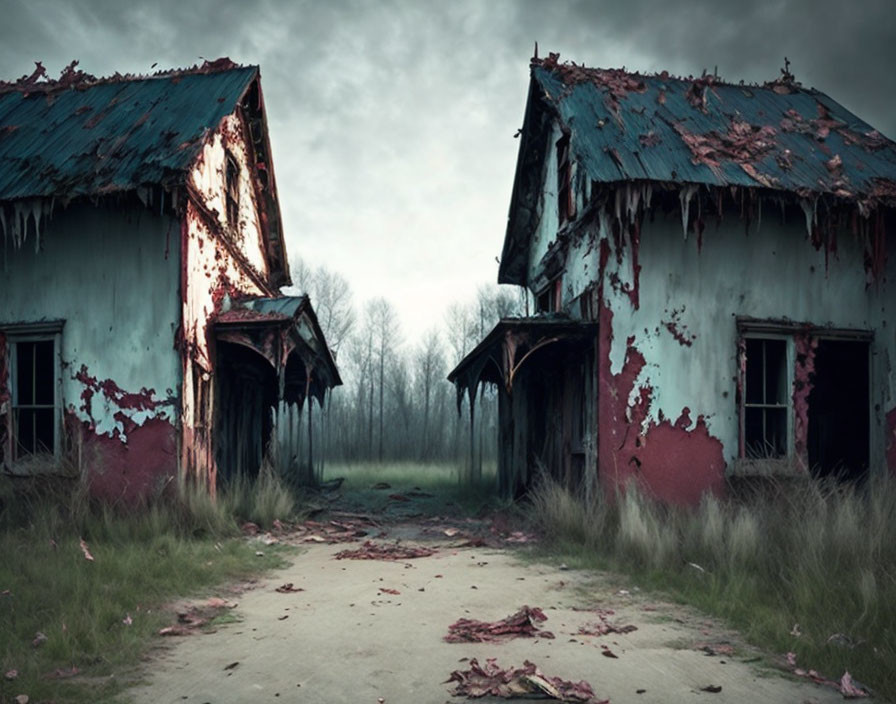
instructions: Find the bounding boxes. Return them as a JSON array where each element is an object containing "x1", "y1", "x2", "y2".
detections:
[{"x1": 1, "y1": 1, "x2": 893, "y2": 339}]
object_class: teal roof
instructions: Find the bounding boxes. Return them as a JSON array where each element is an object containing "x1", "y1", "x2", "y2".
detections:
[
  {"x1": 532, "y1": 56, "x2": 896, "y2": 201},
  {"x1": 0, "y1": 64, "x2": 258, "y2": 201}
]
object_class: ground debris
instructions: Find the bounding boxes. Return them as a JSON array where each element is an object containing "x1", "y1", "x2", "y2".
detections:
[
  {"x1": 694, "y1": 642, "x2": 734, "y2": 657},
  {"x1": 445, "y1": 606, "x2": 555, "y2": 643},
  {"x1": 334, "y1": 540, "x2": 436, "y2": 561},
  {"x1": 275, "y1": 583, "x2": 304, "y2": 593},
  {"x1": 786, "y1": 652, "x2": 871, "y2": 698},
  {"x1": 445, "y1": 657, "x2": 602, "y2": 702},
  {"x1": 158, "y1": 597, "x2": 236, "y2": 636},
  {"x1": 294, "y1": 518, "x2": 371, "y2": 544},
  {"x1": 577, "y1": 608, "x2": 637, "y2": 637}
]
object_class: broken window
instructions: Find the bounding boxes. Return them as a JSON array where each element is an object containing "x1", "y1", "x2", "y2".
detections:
[
  {"x1": 5, "y1": 323, "x2": 62, "y2": 460},
  {"x1": 556, "y1": 133, "x2": 575, "y2": 226},
  {"x1": 225, "y1": 151, "x2": 240, "y2": 227},
  {"x1": 536, "y1": 277, "x2": 562, "y2": 314},
  {"x1": 742, "y1": 337, "x2": 790, "y2": 458}
]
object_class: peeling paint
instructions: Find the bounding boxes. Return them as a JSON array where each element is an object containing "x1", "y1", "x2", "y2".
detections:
[
  {"x1": 598, "y1": 302, "x2": 725, "y2": 505},
  {"x1": 792, "y1": 333, "x2": 818, "y2": 471}
]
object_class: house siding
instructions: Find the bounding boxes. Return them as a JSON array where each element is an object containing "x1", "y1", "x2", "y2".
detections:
[
  {"x1": 0, "y1": 202, "x2": 181, "y2": 501},
  {"x1": 527, "y1": 182, "x2": 895, "y2": 502}
]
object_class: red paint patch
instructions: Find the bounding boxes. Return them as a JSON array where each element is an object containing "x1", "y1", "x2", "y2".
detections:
[
  {"x1": 66, "y1": 413, "x2": 177, "y2": 505},
  {"x1": 598, "y1": 302, "x2": 725, "y2": 505},
  {"x1": 792, "y1": 333, "x2": 818, "y2": 471}
]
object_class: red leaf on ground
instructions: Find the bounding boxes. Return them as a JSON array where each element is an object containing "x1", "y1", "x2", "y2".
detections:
[
  {"x1": 445, "y1": 606, "x2": 555, "y2": 643},
  {"x1": 600, "y1": 645, "x2": 619, "y2": 658},
  {"x1": 840, "y1": 672, "x2": 870, "y2": 699},
  {"x1": 379, "y1": 587, "x2": 401, "y2": 595},
  {"x1": 577, "y1": 609, "x2": 637, "y2": 637},
  {"x1": 445, "y1": 658, "x2": 602, "y2": 702},
  {"x1": 334, "y1": 541, "x2": 436, "y2": 561}
]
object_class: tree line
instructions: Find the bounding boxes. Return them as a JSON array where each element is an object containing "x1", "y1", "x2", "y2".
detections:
[{"x1": 285, "y1": 257, "x2": 526, "y2": 474}]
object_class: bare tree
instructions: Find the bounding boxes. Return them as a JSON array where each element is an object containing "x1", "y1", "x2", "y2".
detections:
[
  {"x1": 288, "y1": 256, "x2": 356, "y2": 359},
  {"x1": 365, "y1": 298, "x2": 401, "y2": 462},
  {"x1": 414, "y1": 328, "x2": 444, "y2": 460}
]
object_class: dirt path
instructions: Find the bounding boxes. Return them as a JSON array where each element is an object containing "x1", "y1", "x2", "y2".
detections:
[{"x1": 129, "y1": 528, "x2": 842, "y2": 704}]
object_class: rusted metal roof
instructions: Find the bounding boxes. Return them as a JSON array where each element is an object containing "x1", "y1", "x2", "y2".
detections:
[
  {"x1": 0, "y1": 60, "x2": 258, "y2": 201},
  {"x1": 531, "y1": 54, "x2": 896, "y2": 202}
]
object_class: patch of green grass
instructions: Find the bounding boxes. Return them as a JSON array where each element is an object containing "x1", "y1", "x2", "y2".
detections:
[
  {"x1": 323, "y1": 461, "x2": 499, "y2": 517},
  {"x1": 530, "y1": 473, "x2": 896, "y2": 700},
  {"x1": 0, "y1": 477, "x2": 293, "y2": 704}
]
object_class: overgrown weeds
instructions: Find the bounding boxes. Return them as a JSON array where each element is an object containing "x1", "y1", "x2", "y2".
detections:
[
  {"x1": 531, "y1": 472, "x2": 896, "y2": 700},
  {"x1": 0, "y1": 469, "x2": 300, "y2": 704}
]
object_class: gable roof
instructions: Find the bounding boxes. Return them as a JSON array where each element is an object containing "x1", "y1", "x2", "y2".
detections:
[
  {"x1": 530, "y1": 54, "x2": 896, "y2": 200},
  {"x1": 0, "y1": 60, "x2": 258, "y2": 201},
  {"x1": 499, "y1": 53, "x2": 896, "y2": 284}
]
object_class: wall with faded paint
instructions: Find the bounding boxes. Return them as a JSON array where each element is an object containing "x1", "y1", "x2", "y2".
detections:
[
  {"x1": 178, "y1": 114, "x2": 275, "y2": 488},
  {"x1": 0, "y1": 202, "x2": 181, "y2": 501},
  {"x1": 527, "y1": 185, "x2": 895, "y2": 501},
  {"x1": 190, "y1": 113, "x2": 269, "y2": 278},
  {"x1": 526, "y1": 123, "x2": 561, "y2": 282}
]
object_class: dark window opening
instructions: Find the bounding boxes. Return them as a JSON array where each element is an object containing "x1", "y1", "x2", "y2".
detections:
[
  {"x1": 535, "y1": 278, "x2": 562, "y2": 314},
  {"x1": 743, "y1": 337, "x2": 788, "y2": 458},
  {"x1": 556, "y1": 133, "x2": 575, "y2": 225},
  {"x1": 225, "y1": 152, "x2": 240, "y2": 227},
  {"x1": 13, "y1": 339, "x2": 56, "y2": 456},
  {"x1": 807, "y1": 340, "x2": 869, "y2": 481}
]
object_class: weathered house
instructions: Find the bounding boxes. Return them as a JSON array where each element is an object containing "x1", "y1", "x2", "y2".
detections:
[
  {"x1": 450, "y1": 53, "x2": 896, "y2": 503},
  {"x1": 0, "y1": 60, "x2": 340, "y2": 501}
]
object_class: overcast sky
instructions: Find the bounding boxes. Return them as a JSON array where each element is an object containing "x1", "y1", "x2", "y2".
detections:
[{"x1": 2, "y1": 0, "x2": 893, "y2": 344}]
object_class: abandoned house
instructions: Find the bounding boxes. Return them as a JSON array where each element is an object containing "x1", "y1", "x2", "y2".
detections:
[
  {"x1": 450, "y1": 53, "x2": 896, "y2": 503},
  {"x1": 0, "y1": 59, "x2": 340, "y2": 502}
]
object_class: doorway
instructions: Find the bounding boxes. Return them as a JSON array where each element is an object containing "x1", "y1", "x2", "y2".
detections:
[{"x1": 807, "y1": 340, "x2": 870, "y2": 481}]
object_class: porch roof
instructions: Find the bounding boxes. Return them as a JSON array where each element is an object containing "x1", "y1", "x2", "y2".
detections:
[{"x1": 447, "y1": 316, "x2": 596, "y2": 403}]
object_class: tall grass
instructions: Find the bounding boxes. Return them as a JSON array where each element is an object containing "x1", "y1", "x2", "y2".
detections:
[
  {"x1": 531, "y1": 473, "x2": 896, "y2": 700},
  {"x1": 0, "y1": 469, "x2": 299, "y2": 704}
]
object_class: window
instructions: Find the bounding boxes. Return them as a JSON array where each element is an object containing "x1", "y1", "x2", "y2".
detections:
[
  {"x1": 556, "y1": 133, "x2": 575, "y2": 226},
  {"x1": 225, "y1": 151, "x2": 240, "y2": 227},
  {"x1": 742, "y1": 337, "x2": 790, "y2": 458},
  {"x1": 536, "y1": 277, "x2": 562, "y2": 314},
  {"x1": 4, "y1": 322, "x2": 63, "y2": 461}
]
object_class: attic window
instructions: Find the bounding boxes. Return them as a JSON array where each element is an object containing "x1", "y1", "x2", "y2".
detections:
[
  {"x1": 225, "y1": 151, "x2": 240, "y2": 227},
  {"x1": 556, "y1": 133, "x2": 575, "y2": 225}
]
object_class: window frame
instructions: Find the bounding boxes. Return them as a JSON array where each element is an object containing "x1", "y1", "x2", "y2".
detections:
[
  {"x1": 556, "y1": 132, "x2": 575, "y2": 226},
  {"x1": 3, "y1": 320, "x2": 64, "y2": 463},
  {"x1": 738, "y1": 331, "x2": 794, "y2": 460},
  {"x1": 225, "y1": 150, "x2": 241, "y2": 229}
]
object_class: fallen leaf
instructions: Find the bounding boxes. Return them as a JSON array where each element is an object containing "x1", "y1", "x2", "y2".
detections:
[
  {"x1": 839, "y1": 672, "x2": 870, "y2": 699},
  {"x1": 334, "y1": 541, "x2": 436, "y2": 561},
  {"x1": 158, "y1": 625, "x2": 193, "y2": 636},
  {"x1": 445, "y1": 658, "x2": 601, "y2": 702},
  {"x1": 15, "y1": 695, "x2": 28, "y2": 704},
  {"x1": 32, "y1": 631, "x2": 47, "y2": 648},
  {"x1": 445, "y1": 606, "x2": 555, "y2": 643},
  {"x1": 443, "y1": 528, "x2": 460, "y2": 537},
  {"x1": 700, "y1": 685, "x2": 722, "y2": 693},
  {"x1": 600, "y1": 645, "x2": 618, "y2": 658},
  {"x1": 4, "y1": 669, "x2": 18, "y2": 680},
  {"x1": 46, "y1": 666, "x2": 80, "y2": 679},
  {"x1": 278, "y1": 614, "x2": 289, "y2": 621},
  {"x1": 388, "y1": 493, "x2": 410, "y2": 502},
  {"x1": 123, "y1": 613, "x2": 133, "y2": 626},
  {"x1": 275, "y1": 583, "x2": 304, "y2": 593},
  {"x1": 379, "y1": 588, "x2": 400, "y2": 595},
  {"x1": 78, "y1": 538, "x2": 94, "y2": 561},
  {"x1": 224, "y1": 661, "x2": 239, "y2": 671},
  {"x1": 206, "y1": 597, "x2": 237, "y2": 609}
]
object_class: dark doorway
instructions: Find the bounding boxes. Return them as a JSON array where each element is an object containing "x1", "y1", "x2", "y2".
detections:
[
  {"x1": 215, "y1": 341, "x2": 277, "y2": 485},
  {"x1": 807, "y1": 340, "x2": 869, "y2": 481}
]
